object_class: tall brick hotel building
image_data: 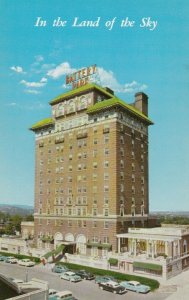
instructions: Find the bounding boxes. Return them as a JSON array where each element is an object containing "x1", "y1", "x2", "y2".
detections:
[{"x1": 30, "y1": 69, "x2": 153, "y2": 257}]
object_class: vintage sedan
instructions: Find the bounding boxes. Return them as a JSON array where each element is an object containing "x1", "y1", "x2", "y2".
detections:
[
  {"x1": 52, "y1": 265, "x2": 69, "y2": 273},
  {"x1": 50, "y1": 290, "x2": 78, "y2": 300},
  {"x1": 120, "y1": 280, "x2": 150, "y2": 293},
  {"x1": 60, "y1": 271, "x2": 82, "y2": 282},
  {"x1": 75, "y1": 270, "x2": 95, "y2": 280},
  {"x1": 18, "y1": 259, "x2": 35, "y2": 267},
  {"x1": 95, "y1": 275, "x2": 117, "y2": 284},
  {"x1": 99, "y1": 281, "x2": 126, "y2": 294},
  {"x1": 5, "y1": 256, "x2": 18, "y2": 264},
  {"x1": 0, "y1": 255, "x2": 7, "y2": 261}
]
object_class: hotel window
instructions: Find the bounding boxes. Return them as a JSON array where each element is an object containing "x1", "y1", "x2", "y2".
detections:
[
  {"x1": 132, "y1": 163, "x2": 135, "y2": 171},
  {"x1": 131, "y1": 151, "x2": 135, "y2": 159},
  {"x1": 120, "y1": 172, "x2": 124, "y2": 180},
  {"x1": 60, "y1": 146, "x2": 64, "y2": 152},
  {"x1": 78, "y1": 153, "x2": 82, "y2": 159},
  {"x1": 69, "y1": 165, "x2": 72, "y2": 171},
  {"x1": 104, "y1": 148, "x2": 109, "y2": 155},
  {"x1": 120, "y1": 148, "x2": 124, "y2": 156},
  {"x1": 104, "y1": 161, "x2": 109, "y2": 168},
  {"x1": 120, "y1": 196, "x2": 124, "y2": 205},
  {"x1": 39, "y1": 209, "x2": 42, "y2": 215},
  {"x1": 132, "y1": 186, "x2": 135, "y2": 194},
  {"x1": 38, "y1": 219, "x2": 42, "y2": 225},
  {"x1": 83, "y1": 163, "x2": 87, "y2": 170},
  {"x1": 78, "y1": 140, "x2": 82, "y2": 148},
  {"x1": 103, "y1": 236, "x2": 109, "y2": 244},
  {"x1": 60, "y1": 177, "x2": 64, "y2": 183},
  {"x1": 93, "y1": 138, "x2": 98, "y2": 145},
  {"x1": 141, "y1": 205, "x2": 144, "y2": 216},
  {"x1": 83, "y1": 196, "x2": 87, "y2": 205},
  {"x1": 104, "y1": 186, "x2": 109, "y2": 192},
  {"x1": 93, "y1": 197, "x2": 97, "y2": 205},
  {"x1": 141, "y1": 143, "x2": 144, "y2": 149},
  {"x1": 48, "y1": 158, "x2": 51, "y2": 164},
  {"x1": 60, "y1": 208, "x2": 63, "y2": 215},
  {"x1": 131, "y1": 206, "x2": 135, "y2": 216},
  {"x1": 93, "y1": 162, "x2": 98, "y2": 169},
  {"x1": 69, "y1": 154, "x2": 73, "y2": 160},
  {"x1": 93, "y1": 127, "x2": 97, "y2": 133},
  {"x1": 83, "y1": 152, "x2": 87, "y2": 159},
  {"x1": 141, "y1": 176, "x2": 144, "y2": 184},
  {"x1": 77, "y1": 187, "x2": 82, "y2": 193},
  {"x1": 120, "y1": 207, "x2": 124, "y2": 217},
  {"x1": 93, "y1": 221, "x2": 97, "y2": 228},
  {"x1": 82, "y1": 175, "x2": 86, "y2": 181},
  {"x1": 56, "y1": 157, "x2": 59, "y2": 163},
  {"x1": 78, "y1": 164, "x2": 82, "y2": 171},
  {"x1": 68, "y1": 220, "x2": 72, "y2": 227},
  {"x1": 132, "y1": 139, "x2": 135, "y2": 147},
  {"x1": 104, "y1": 196, "x2": 109, "y2": 205},
  {"x1": 78, "y1": 220, "x2": 82, "y2": 227},
  {"x1": 141, "y1": 154, "x2": 144, "y2": 162},
  {"x1": 93, "y1": 208, "x2": 97, "y2": 216},
  {"x1": 120, "y1": 160, "x2": 124, "y2": 168},
  {"x1": 93, "y1": 174, "x2": 97, "y2": 181},
  {"x1": 120, "y1": 136, "x2": 124, "y2": 144},
  {"x1": 141, "y1": 165, "x2": 144, "y2": 172},
  {"x1": 77, "y1": 208, "x2": 81, "y2": 216},
  {"x1": 132, "y1": 197, "x2": 135, "y2": 205},
  {"x1": 132, "y1": 174, "x2": 135, "y2": 183},
  {"x1": 120, "y1": 184, "x2": 124, "y2": 192},
  {"x1": 104, "y1": 134, "x2": 109, "y2": 144},
  {"x1": 141, "y1": 187, "x2": 144, "y2": 195},
  {"x1": 60, "y1": 166, "x2": 64, "y2": 173},
  {"x1": 104, "y1": 221, "x2": 109, "y2": 229},
  {"x1": 68, "y1": 208, "x2": 72, "y2": 216},
  {"x1": 104, "y1": 208, "x2": 109, "y2": 217},
  {"x1": 68, "y1": 176, "x2": 72, "y2": 183},
  {"x1": 83, "y1": 187, "x2": 87, "y2": 193},
  {"x1": 83, "y1": 220, "x2": 87, "y2": 227},
  {"x1": 93, "y1": 149, "x2": 97, "y2": 157},
  {"x1": 92, "y1": 236, "x2": 98, "y2": 243},
  {"x1": 104, "y1": 173, "x2": 109, "y2": 180},
  {"x1": 48, "y1": 149, "x2": 52, "y2": 154}
]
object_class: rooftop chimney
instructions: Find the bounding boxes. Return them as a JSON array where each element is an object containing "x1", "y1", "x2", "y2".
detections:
[{"x1": 134, "y1": 92, "x2": 148, "y2": 116}]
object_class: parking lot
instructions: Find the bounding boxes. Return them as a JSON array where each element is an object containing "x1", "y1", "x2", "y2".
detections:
[{"x1": 0, "y1": 262, "x2": 174, "y2": 300}]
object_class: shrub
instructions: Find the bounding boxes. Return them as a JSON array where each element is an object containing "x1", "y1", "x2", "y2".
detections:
[
  {"x1": 0, "y1": 251, "x2": 40, "y2": 263},
  {"x1": 108, "y1": 258, "x2": 118, "y2": 266},
  {"x1": 58, "y1": 262, "x2": 160, "y2": 291}
]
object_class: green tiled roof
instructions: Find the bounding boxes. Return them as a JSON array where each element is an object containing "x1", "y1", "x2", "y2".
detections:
[
  {"x1": 30, "y1": 117, "x2": 54, "y2": 131},
  {"x1": 49, "y1": 83, "x2": 113, "y2": 105},
  {"x1": 87, "y1": 97, "x2": 153, "y2": 124}
]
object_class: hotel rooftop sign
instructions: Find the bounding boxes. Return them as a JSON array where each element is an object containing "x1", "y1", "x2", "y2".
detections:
[{"x1": 66, "y1": 64, "x2": 97, "y2": 89}]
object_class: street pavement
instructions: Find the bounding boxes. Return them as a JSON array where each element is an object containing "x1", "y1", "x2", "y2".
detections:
[{"x1": 0, "y1": 262, "x2": 181, "y2": 300}]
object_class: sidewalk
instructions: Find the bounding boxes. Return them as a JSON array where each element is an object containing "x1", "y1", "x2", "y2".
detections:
[{"x1": 161, "y1": 269, "x2": 189, "y2": 300}]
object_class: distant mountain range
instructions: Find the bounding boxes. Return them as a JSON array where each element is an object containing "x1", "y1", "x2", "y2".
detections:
[
  {"x1": 0, "y1": 204, "x2": 34, "y2": 215},
  {"x1": 151, "y1": 211, "x2": 189, "y2": 217}
]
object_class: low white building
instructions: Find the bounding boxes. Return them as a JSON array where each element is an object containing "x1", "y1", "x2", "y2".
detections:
[{"x1": 115, "y1": 224, "x2": 189, "y2": 280}]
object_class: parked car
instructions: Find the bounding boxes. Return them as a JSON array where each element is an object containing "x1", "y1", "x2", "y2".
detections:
[
  {"x1": 0, "y1": 255, "x2": 8, "y2": 261},
  {"x1": 99, "y1": 281, "x2": 126, "y2": 294},
  {"x1": 60, "y1": 271, "x2": 82, "y2": 282},
  {"x1": 18, "y1": 259, "x2": 35, "y2": 267},
  {"x1": 50, "y1": 290, "x2": 78, "y2": 300},
  {"x1": 52, "y1": 265, "x2": 69, "y2": 273},
  {"x1": 95, "y1": 275, "x2": 117, "y2": 284},
  {"x1": 49, "y1": 288, "x2": 59, "y2": 299},
  {"x1": 5, "y1": 256, "x2": 18, "y2": 264},
  {"x1": 75, "y1": 270, "x2": 95, "y2": 280},
  {"x1": 120, "y1": 280, "x2": 150, "y2": 293}
]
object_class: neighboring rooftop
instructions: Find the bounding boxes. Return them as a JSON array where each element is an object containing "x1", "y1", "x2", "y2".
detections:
[{"x1": 30, "y1": 117, "x2": 54, "y2": 131}]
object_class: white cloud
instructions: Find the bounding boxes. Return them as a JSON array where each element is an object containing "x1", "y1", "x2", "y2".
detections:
[
  {"x1": 20, "y1": 79, "x2": 46, "y2": 88},
  {"x1": 47, "y1": 62, "x2": 77, "y2": 79},
  {"x1": 40, "y1": 77, "x2": 47, "y2": 83},
  {"x1": 35, "y1": 55, "x2": 44, "y2": 62},
  {"x1": 24, "y1": 89, "x2": 41, "y2": 94},
  {"x1": 10, "y1": 66, "x2": 25, "y2": 74},
  {"x1": 98, "y1": 67, "x2": 147, "y2": 94}
]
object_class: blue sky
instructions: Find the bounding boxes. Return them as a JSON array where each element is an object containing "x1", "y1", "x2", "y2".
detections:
[{"x1": 0, "y1": 0, "x2": 189, "y2": 211}]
